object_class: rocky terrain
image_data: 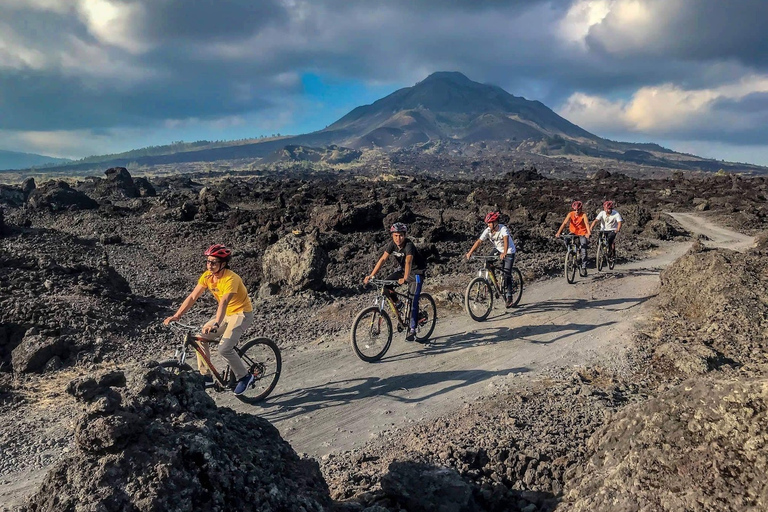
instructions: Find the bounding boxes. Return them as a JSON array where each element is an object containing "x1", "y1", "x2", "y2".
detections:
[{"x1": 1, "y1": 163, "x2": 767, "y2": 511}]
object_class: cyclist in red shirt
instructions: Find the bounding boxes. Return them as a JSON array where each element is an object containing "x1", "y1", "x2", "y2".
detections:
[{"x1": 555, "y1": 201, "x2": 592, "y2": 271}]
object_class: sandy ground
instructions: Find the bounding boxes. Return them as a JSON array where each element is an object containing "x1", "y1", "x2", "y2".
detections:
[{"x1": 214, "y1": 213, "x2": 754, "y2": 457}]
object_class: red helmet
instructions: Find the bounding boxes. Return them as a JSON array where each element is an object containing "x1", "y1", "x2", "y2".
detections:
[
  {"x1": 484, "y1": 211, "x2": 500, "y2": 224},
  {"x1": 204, "y1": 244, "x2": 232, "y2": 261},
  {"x1": 603, "y1": 200, "x2": 614, "y2": 210},
  {"x1": 571, "y1": 201, "x2": 583, "y2": 211},
  {"x1": 389, "y1": 222, "x2": 407, "y2": 233}
]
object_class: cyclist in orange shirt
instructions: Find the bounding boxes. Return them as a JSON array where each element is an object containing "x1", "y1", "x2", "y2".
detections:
[{"x1": 555, "y1": 201, "x2": 592, "y2": 271}]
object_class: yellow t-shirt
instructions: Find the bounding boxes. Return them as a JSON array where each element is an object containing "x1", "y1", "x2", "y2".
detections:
[{"x1": 197, "y1": 269, "x2": 253, "y2": 315}]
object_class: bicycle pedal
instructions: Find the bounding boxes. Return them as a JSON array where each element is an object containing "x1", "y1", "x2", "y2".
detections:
[{"x1": 396, "y1": 324, "x2": 404, "y2": 333}]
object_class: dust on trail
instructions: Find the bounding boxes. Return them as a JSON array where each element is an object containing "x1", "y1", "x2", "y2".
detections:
[{"x1": 217, "y1": 213, "x2": 753, "y2": 458}]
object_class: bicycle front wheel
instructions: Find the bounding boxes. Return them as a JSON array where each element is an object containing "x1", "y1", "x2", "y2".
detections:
[
  {"x1": 565, "y1": 250, "x2": 577, "y2": 283},
  {"x1": 351, "y1": 307, "x2": 393, "y2": 362},
  {"x1": 597, "y1": 244, "x2": 605, "y2": 272},
  {"x1": 507, "y1": 268, "x2": 523, "y2": 307},
  {"x1": 608, "y1": 248, "x2": 616, "y2": 270},
  {"x1": 235, "y1": 338, "x2": 282, "y2": 404},
  {"x1": 414, "y1": 292, "x2": 437, "y2": 341},
  {"x1": 159, "y1": 360, "x2": 193, "y2": 376},
  {"x1": 465, "y1": 277, "x2": 493, "y2": 321}
]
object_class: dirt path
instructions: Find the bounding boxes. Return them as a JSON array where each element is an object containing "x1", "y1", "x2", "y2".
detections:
[{"x1": 217, "y1": 214, "x2": 754, "y2": 458}]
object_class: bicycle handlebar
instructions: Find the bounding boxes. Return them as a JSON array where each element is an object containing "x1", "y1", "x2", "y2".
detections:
[
  {"x1": 367, "y1": 278, "x2": 401, "y2": 286},
  {"x1": 167, "y1": 321, "x2": 199, "y2": 332},
  {"x1": 469, "y1": 255, "x2": 500, "y2": 262}
]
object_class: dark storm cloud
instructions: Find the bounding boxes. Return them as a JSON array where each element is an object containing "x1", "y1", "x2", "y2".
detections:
[
  {"x1": 1, "y1": 0, "x2": 768, "y2": 156},
  {"x1": 137, "y1": 0, "x2": 288, "y2": 42},
  {"x1": 585, "y1": 0, "x2": 768, "y2": 68}
]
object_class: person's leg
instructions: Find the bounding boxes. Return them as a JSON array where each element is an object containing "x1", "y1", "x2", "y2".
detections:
[
  {"x1": 502, "y1": 254, "x2": 515, "y2": 301},
  {"x1": 579, "y1": 236, "x2": 588, "y2": 268},
  {"x1": 196, "y1": 316, "x2": 226, "y2": 376},
  {"x1": 607, "y1": 231, "x2": 617, "y2": 256},
  {"x1": 408, "y1": 274, "x2": 423, "y2": 332},
  {"x1": 218, "y1": 312, "x2": 254, "y2": 380}
]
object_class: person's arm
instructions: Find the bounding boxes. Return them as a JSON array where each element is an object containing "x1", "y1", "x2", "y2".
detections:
[
  {"x1": 501, "y1": 235, "x2": 509, "y2": 261},
  {"x1": 616, "y1": 220, "x2": 622, "y2": 233},
  {"x1": 203, "y1": 292, "x2": 234, "y2": 333},
  {"x1": 466, "y1": 239, "x2": 483, "y2": 260},
  {"x1": 364, "y1": 252, "x2": 390, "y2": 284},
  {"x1": 590, "y1": 217, "x2": 599, "y2": 230},
  {"x1": 164, "y1": 284, "x2": 206, "y2": 324},
  {"x1": 584, "y1": 214, "x2": 592, "y2": 237},
  {"x1": 399, "y1": 254, "x2": 413, "y2": 285},
  {"x1": 555, "y1": 215, "x2": 570, "y2": 237}
]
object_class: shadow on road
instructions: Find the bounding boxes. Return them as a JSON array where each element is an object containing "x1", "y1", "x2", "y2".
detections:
[
  {"x1": 261, "y1": 366, "x2": 529, "y2": 422},
  {"x1": 516, "y1": 295, "x2": 651, "y2": 315}
]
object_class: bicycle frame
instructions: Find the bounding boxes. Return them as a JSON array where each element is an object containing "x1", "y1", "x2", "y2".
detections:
[
  {"x1": 371, "y1": 281, "x2": 412, "y2": 328},
  {"x1": 171, "y1": 325, "x2": 231, "y2": 386},
  {"x1": 472, "y1": 256, "x2": 507, "y2": 295}
]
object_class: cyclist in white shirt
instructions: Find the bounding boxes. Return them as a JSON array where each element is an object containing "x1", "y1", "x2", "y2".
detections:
[
  {"x1": 590, "y1": 201, "x2": 623, "y2": 258},
  {"x1": 465, "y1": 211, "x2": 518, "y2": 308}
]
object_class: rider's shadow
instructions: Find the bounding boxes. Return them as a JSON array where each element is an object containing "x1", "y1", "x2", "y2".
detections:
[{"x1": 261, "y1": 366, "x2": 530, "y2": 423}]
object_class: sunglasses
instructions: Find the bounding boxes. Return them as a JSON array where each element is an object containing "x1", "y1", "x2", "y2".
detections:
[{"x1": 206, "y1": 259, "x2": 222, "y2": 266}]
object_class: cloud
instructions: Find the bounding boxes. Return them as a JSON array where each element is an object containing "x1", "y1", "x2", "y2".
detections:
[
  {"x1": 1, "y1": 0, "x2": 768, "y2": 163},
  {"x1": 559, "y1": 75, "x2": 768, "y2": 143}
]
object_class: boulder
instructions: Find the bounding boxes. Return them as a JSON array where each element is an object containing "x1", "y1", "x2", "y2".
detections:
[
  {"x1": 11, "y1": 333, "x2": 73, "y2": 373},
  {"x1": 21, "y1": 365, "x2": 333, "y2": 511},
  {"x1": 27, "y1": 180, "x2": 98, "y2": 211},
  {"x1": 0, "y1": 184, "x2": 25, "y2": 206},
  {"x1": 311, "y1": 201, "x2": 384, "y2": 233},
  {"x1": 21, "y1": 177, "x2": 36, "y2": 199},
  {"x1": 133, "y1": 176, "x2": 156, "y2": 197},
  {"x1": 261, "y1": 233, "x2": 329, "y2": 293},
  {"x1": 379, "y1": 461, "x2": 478, "y2": 512}
]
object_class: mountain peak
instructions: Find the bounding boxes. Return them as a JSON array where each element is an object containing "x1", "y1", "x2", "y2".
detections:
[{"x1": 417, "y1": 71, "x2": 473, "y2": 86}]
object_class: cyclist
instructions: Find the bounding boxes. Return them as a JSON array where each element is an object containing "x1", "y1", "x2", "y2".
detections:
[
  {"x1": 465, "y1": 211, "x2": 518, "y2": 308},
  {"x1": 555, "y1": 201, "x2": 591, "y2": 271},
  {"x1": 590, "y1": 200, "x2": 623, "y2": 258},
  {"x1": 163, "y1": 244, "x2": 255, "y2": 395},
  {"x1": 364, "y1": 222, "x2": 426, "y2": 342}
]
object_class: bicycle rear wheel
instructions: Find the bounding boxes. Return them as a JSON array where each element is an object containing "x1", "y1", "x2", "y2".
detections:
[
  {"x1": 351, "y1": 307, "x2": 393, "y2": 362},
  {"x1": 235, "y1": 338, "x2": 282, "y2": 404},
  {"x1": 565, "y1": 250, "x2": 577, "y2": 283},
  {"x1": 608, "y1": 247, "x2": 616, "y2": 270},
  {"x1": 465, "y1": 277, "x2": 493, "y2": 321},
  {"x1": 414, "y1": 292, "x2": 437, "y2": 341},
  {"x1": 507, "y1": 268, "x2": 523, "y2": 307}
]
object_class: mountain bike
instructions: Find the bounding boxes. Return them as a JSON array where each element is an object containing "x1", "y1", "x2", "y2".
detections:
[
  {"x1": 464, "y1": 255, "x2": 523, "y2": 322},
  {"x1": 161, "y1": 322, "x2": 281, "y2": 404},
  {"x1": 561, "y1": 234, "x2": 587, "y2": 283},
  {"x1": 350, "y1": 279, "x2": 437, "y2": 362},
  {"x1": 595, "y1": 230, "x2": 616, "y2": 271}
]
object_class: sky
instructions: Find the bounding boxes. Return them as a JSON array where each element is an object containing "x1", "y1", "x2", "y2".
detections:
[{"x1": 2, "y1": 0, "x2": 768, "y2": 164}]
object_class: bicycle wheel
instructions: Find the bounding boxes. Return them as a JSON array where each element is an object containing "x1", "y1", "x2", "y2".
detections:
[
  {"x1": 565, "y1": 250, "x2": 577, "y2": 284},
  {"x1": 465, "y1": 277, "x2": 493, "y2": 321},
  {"x1": 159, "y1": 360, "x2": 193, "y2": 376},
  {"x1": 597, "y1": 243, "x2": 605, "y2": 272},
  {"x1": 608, "y1": 247, "x2": 616, "y2": 270},
  {"x1": 414, "y1": 292, "x2": 437, "y2": 341},
  {"x1": 507, "y1": 268, "x2": 524, "y2": 307},
  {"x1": 235, "y1": 338, "x2": 282, "y2": 404},
  {"x1": 351, "y1": 307, "x2": 393, "y2": 362}
]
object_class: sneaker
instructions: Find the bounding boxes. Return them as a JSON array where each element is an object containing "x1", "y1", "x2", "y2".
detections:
[
  {"x1": 405, "y1": 329, "x2": 416, "y2": 342},
  {"x1": 505, "y1": 297, "x2": 515, "y2": 309},
  {"x1": 202, "y1": 375, "x2": 215, "y2": 388},
  {"x1": 233, "y1": 373, "x2": 255, "y2": 395}
]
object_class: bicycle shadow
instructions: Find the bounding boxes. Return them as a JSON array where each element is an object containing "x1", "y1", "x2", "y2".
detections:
[
  {"x1": 515, "y1": 295, "x2": 651, "y2": 315},
  {"x1": 261, "y1": 366, "x2": 529, "y2": 423}
]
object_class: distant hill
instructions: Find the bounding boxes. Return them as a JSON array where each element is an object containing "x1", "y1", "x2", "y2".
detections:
[
  {"x1": 0, "y1": 150, "x2": 71, "y2": 171},
  {"x1": 10, "y1": 72, "x2": 768, "y2": 175}
]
